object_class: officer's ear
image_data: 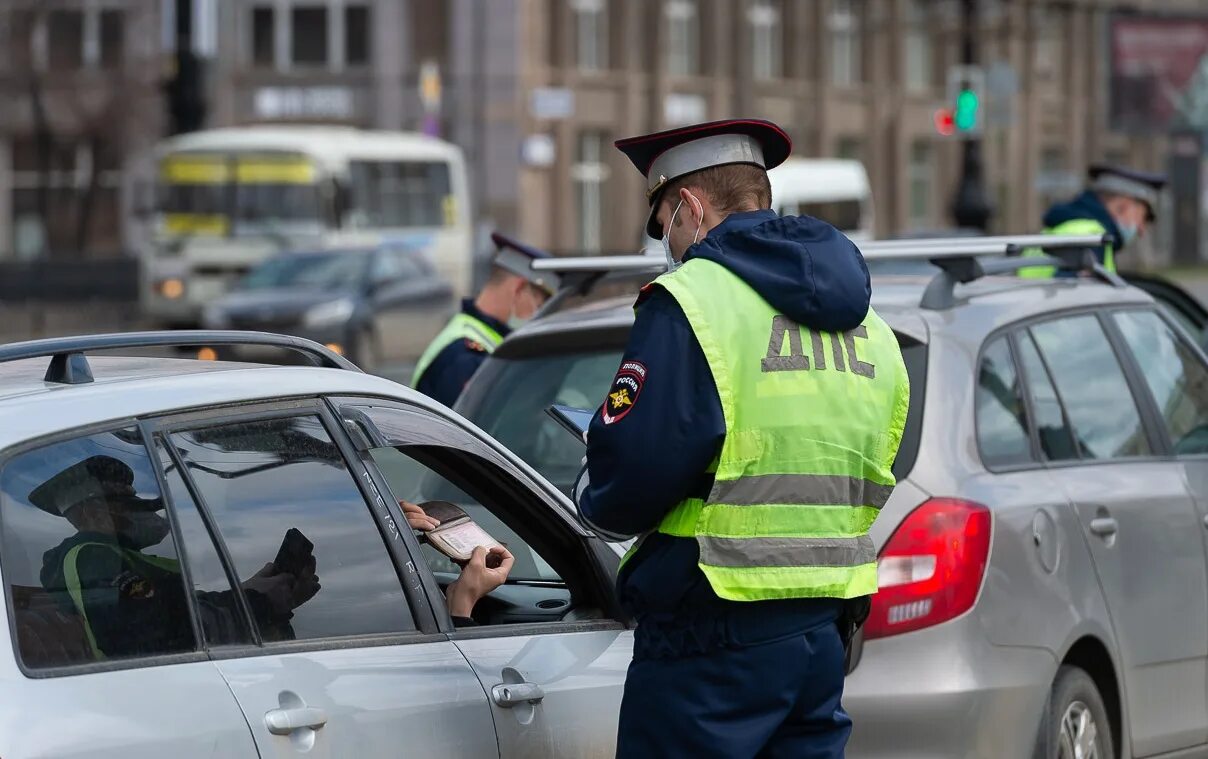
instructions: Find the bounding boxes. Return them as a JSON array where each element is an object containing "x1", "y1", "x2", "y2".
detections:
[{"x1": 679, "y1": 187, "x2": 704, "y2": 225}]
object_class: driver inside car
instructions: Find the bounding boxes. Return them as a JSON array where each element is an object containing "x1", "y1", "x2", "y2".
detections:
[{"x1": 400, "y1": 499, "x2": 513, "y2": 626}]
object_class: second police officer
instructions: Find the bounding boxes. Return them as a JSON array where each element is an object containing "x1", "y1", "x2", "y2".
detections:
[{"x1": 574, "y1": 119, "x2": 911, "y2": 757}]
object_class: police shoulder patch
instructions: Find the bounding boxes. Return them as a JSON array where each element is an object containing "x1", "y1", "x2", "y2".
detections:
[
  {"x1": 602, "y1": 360, "x2": 647, "y2": 425},
  {"x1": 463, "y1": 339, "x2": 486, "y2": 353}
]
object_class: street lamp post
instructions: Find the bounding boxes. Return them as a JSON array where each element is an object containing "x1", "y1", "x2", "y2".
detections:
[{"x1": 950, "y1": 0, "x2": 992, "y2": 231}]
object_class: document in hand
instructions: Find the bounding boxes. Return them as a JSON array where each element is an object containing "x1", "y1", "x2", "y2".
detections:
[{"x1": 420, "y1": 501, "x2": 504, "y2": 563}]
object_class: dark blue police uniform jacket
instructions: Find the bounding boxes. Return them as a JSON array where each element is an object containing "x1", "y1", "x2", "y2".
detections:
[
  {"x1": 414, "y1": 300, "x2": 511, "y2": 408},
  {"x1": 579, "y1": 209, "x2": 872, "y2": 660}
]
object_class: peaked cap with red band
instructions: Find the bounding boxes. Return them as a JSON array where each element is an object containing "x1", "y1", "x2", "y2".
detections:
[
  {"x1": 614, "y1": 119, "x2": 792, "y2": 238},
  {"x1": 489, "y1": 231, "x2": 558, "y2": 296}
]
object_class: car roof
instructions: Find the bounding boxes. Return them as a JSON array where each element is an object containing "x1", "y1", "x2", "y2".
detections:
[
  {"x1": 503, "y1": 275, "x2": 1157, "y2": 350},
  {"x1": 0, "y1": 357, "x2": 434, "y2": 452}
]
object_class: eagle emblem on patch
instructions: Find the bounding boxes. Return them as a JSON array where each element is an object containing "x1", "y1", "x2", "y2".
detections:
[
  {"x1": 602, "y1": 361, "x2": 647, "y2": 425},
  {"x1": 115, "y1": 570, "x2": 156, "y2": 600}
]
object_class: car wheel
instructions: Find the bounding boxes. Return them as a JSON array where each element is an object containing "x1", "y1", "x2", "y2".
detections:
[
  {"x1": 353, "y1": 328, "x2": 379, "y2": 373},
  {"x1": 1034, "y1": 666, "x2": 1114, "y2": 759}
]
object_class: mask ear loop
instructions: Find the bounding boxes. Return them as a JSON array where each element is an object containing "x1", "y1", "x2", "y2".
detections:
[{"x1": 691, "y1": 196, "x2": 704, "y2": 245}]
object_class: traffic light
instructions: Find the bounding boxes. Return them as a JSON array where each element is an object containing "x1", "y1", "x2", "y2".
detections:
[
  {"x1": 954, "y1": 87, "x2": 980, "y2": 133},
  {"x1": 933, "y1": 108, "x2": 956, "y2": 137},
  {"x1": 944, "y1": 65, "x2": 985, "y2": 138}
]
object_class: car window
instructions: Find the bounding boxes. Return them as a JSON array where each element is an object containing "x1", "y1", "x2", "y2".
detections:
[
  {"x1": 169, "y1": 415, "x2": 416, "y2": 642},
  {"x1": 0, "y1": 428, "x2": 195, "y2": 668},
  {"x1": 1014, "y1": 333, "x2": 1079, "y2": 461},
  {"x1": 370, "y1": 445, "x2": 561, "y2": 584},
  {"x1": 154, "y1": 442, "x2": 254, "y2": 647},
  {"x1": 1030, "y1": 315, "x2": 1151, "y2": 460},
  {"x1": 975, "y1": 337, "x2": 1032, "y2": 468},
  {"x1": 1114, "y1": 309, "x2": 1208, "y2": 455},
  {"x1": 457, "y1": 350, "x2": 625, "y2": 494}
]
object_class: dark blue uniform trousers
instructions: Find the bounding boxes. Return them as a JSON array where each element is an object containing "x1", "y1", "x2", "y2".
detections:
[{"x1": 615, "y1": 621, "x2": 850, "y2": 758}]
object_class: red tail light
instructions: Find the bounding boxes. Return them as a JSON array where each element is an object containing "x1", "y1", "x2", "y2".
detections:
[{"x1": 863, "y1": 498, "x2": 991, "y2": 640}]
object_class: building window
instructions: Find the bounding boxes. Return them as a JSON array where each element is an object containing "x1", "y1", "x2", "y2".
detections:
[
  {"x1": 665, "y1": 0, "x2": 700, "y2": 77},
  {"x1": 836, "y1": 136, "x2": 863, "y2": 162},
  {"x1": 573, "y1": 132, "x2": 611, "y2": 253},
  {"x1": 749, "y1": 0, "x2": 782, "y2": 81},
  {"x1": 47, "y1": 10, "x2": 85, "y2": 71},
  {"x1": 99, "y1": 10, "x2": 124, "y2": 69},
  {"x1": 291, "y1": 6, "x2": 329, "y2": 66},
  {"x1": 345, "y1": 4, "x2": 370, "y2": 66},
  {"x1": 251, "y1": 6, "x2": 275, "y2": 66},
  {"x1": 904, "y1": 0, "x2": 932, "y2": 93},
  {"x1": 908, "y1": 140, "x2": 934, "y2": 229},
  {"x1": 571, "y1": 0, "x2": 608, "y2": 72},
  {"x1": 829, "y1": 0, "x2": 862, "y2": 87},
  {"x1": 1038, "y1": 146, "x2": 1070, "y2": 217}
]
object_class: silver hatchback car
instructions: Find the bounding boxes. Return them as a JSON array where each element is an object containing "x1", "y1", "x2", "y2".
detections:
[
  {"x1": 456, "y1": 239, "x2": 1208, "y2": 758},
  {"x1": 0, "y1": 333, "x2": 632, "y2": 758}
]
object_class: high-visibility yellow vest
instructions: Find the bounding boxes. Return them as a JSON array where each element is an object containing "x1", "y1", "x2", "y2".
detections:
[
  {"x1": 411, "y1": 313, "x2": 504, "y2": 388},
  {"x1": 626, "y1": 259, "x2": 910, "y2": 601},
  {"x1": 63, "y1": 542, "x2": 180, "y2": 659},
  {"x1": 1017, "y1": 218, "x2": 1115, "y2": 278}
]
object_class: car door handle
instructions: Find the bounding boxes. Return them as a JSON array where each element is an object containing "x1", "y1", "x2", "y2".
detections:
[
  {"x1": 264, "y1": 706, "x2": 328, "y2": 735},
  {"x1": 491, "y1": 681, "x2": 545, "y2": 708},
  {"x1": 1089, "y1": 517, "x2": 1119, "y2": 537}
]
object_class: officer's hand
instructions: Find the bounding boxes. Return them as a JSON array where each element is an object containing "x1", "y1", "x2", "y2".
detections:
[
  {"x1": 289, "y1": 554, "x2": 321, "y2": 609},
  {"x1": 445, "y1": 546, "x2": 514, "y2": 618},
  {"x1": 242, "y1": 563, "x2": 296, "y2": 617},
  {"x1": 401, "y1": 500, "x2": 440, "y2": 532}
]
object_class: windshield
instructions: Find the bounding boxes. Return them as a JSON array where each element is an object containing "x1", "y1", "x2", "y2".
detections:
[
  {"x1": 241, "y1": 253, "x2": 368, "y2": 291},
  {"x1": 457, "y1": 349, "x2": 625, "y2": 495},
  {"x1": 157, "y1": 152, "x2": 325, "y2": 237}
]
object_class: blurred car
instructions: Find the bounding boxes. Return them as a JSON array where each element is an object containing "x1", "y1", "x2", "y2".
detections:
[
  {"x1": 201, "y1": 245, "x2": 454, "y2": 370},
  {"x1": 456, "y1": 244, "x2": 1208, "y2": 758},
  {"x1": 0, "y1": 331, "x2": 631, "y2": 757}
]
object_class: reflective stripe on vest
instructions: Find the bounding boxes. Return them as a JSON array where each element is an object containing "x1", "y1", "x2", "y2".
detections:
[
  {"x1": 644, "y1": 258, "x2": 911, "y2": 602},
  {"x1": 411, "y1": 313, "x2": 505, "y2": 387},
  {"x1": 63, "y1": 542, "x2": 180, "y2": 660},
  {"x1": 1018, "y1": 218, "x2": 1115, "y2": 278}
]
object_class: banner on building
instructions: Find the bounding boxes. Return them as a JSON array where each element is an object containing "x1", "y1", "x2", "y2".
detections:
[{"x1": 1110, "y1": 14, "x2": 1208, "y2": 134}]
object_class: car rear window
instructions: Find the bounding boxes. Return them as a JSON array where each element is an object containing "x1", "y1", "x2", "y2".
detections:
[{"x1": 458, "y1": 331, "x2": 927, "y2": 490}]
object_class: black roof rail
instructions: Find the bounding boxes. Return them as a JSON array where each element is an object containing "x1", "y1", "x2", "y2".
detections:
[
  {"x1": 530, "y1": 252, "x2": 667, "y2": 318},
  {"x1": 859, "y1": 234, "x2": 1124, "y2": 310},
  {"x1": 0, "y1": 330, "x2": 360, "y2": 385}
]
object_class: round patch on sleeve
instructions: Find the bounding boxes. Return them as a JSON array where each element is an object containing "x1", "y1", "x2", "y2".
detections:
[
  {"x1": 464, "y1": 339, "x2": 486, "y2": 352},
  {"x1": 602, "y1": 361, "x2": 647, "y2": 425}
]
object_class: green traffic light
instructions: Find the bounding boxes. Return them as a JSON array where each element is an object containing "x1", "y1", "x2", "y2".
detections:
[{"x1": 954, "y1": 89, "x2": 979, "y2": 131}]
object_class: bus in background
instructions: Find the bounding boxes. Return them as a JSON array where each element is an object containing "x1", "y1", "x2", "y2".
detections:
[
  {"x1": 143, "y1": 126, "x2": 471, "y2": 328},
  {"x1": 767, "y1": 158, "x2": 875, "y2": 241}
]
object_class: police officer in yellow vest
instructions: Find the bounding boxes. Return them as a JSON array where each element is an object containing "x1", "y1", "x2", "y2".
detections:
[
  {"x1": 34, "y1": 455, "x2": 317, "y2": 659},
  {"x1": 1019, "y1": 164, "x2": 1166, "y2": 278},
  {"x1": 574, "y1": 119, "x2": 910, "y2": 758},
  {"x1": 412, "y1": 233, "x2": 557, "y2": 406}
]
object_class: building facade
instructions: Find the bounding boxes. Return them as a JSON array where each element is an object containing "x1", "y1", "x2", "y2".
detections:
[
  {"x1": 0, "y1": 0, "x2": 1205, "y2": 265},
  {"x1": 459, "y1": 0, "x2": 1207, "y2": 265}
]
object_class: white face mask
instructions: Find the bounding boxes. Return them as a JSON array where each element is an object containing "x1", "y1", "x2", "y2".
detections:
[{"x1": 660, "y1": 197, "x2": 703, "y2": 272}]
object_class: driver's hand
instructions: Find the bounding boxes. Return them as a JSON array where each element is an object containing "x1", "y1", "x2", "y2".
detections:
[
  {"x1": 289, "y1": 554, "x2": 321, "y2": 608},
  {"x1": 445, "y1": 545, "x2": 514, "y2": 618},
  {"x1": 401, "y1": 500, "x2": 440, "y2": 532}
]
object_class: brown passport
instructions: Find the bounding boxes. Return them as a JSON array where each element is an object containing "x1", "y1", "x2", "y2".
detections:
[{"x1": 420, "y1": 501, "x2": 503, "y2": 563}]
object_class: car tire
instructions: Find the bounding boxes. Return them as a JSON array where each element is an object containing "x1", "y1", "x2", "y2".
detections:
[
  {"x1": 353, "y1": 328, "x2": 379, "y2": 373},
  {"x1": 1033, "y1": 665, "x2": 1115, "y2": 759}
]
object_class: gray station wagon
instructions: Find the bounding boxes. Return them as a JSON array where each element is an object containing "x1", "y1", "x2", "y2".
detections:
[
  {"x1": 0, "y1": 332, "x2": 631, "y2": 758},
  {"x1": 456, "y1": 236, "x2": 1208, "y2": 759}
]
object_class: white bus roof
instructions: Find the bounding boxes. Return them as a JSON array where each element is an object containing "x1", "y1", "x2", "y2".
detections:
[
  {"x1": 155, "y1": 125, "x2": 463, "y2": 169},
  {"x1": 768, "y1": 158, "x2": 870, "y2": 203}
]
